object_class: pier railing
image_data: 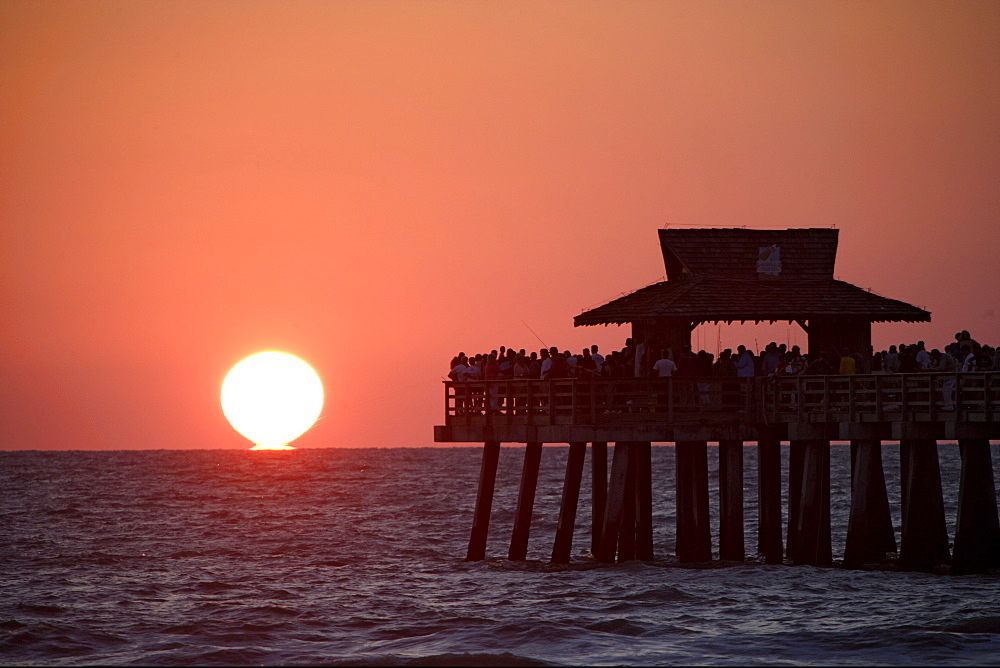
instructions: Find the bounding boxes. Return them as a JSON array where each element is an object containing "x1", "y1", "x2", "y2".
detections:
[{"x1": 444, "y1": 372, "x2": 1000, "y2": 427}]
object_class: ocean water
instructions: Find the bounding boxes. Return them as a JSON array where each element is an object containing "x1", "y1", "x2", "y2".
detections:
[{"x1": 1, "y1": 445, "x2": 999, "y2": 666}]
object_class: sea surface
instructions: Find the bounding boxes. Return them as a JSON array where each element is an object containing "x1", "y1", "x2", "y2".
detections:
[{"x1": 1, "y1": 445, "x2": 999, "y2": 666}]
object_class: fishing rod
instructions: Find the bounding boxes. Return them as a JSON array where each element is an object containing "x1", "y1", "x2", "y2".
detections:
[{"x1": 521, "y1": 320, "x2": 548, "y2": 349}]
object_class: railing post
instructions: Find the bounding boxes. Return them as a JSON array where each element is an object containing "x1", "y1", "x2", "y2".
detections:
[
  {"x1": 875, "y1": 374, "x2": 882, "y2": 421},
  {"x1": 526, "y1": 381, "x2": 533, "y2": 425},
  {"x1": 668, "y1": 378, "x2": 674, "y2": 423},
  {"x1": 956, "y1": 373, "x2": 963, "y2": 420},
  {"x1": 901, "y1": 375, "x2": 908, "y2": 418},
  {"x1": 548, "y1": 380, "x2": 555, "y2": 425},
  {"x1": 848, "y1": 376, "x2": 855, "y2": 422},
  {"x1": 823, "y1": 376, "x2": 831, "y2": 417},
  {"x1": 797, "y1": 376, "x2": 803, "y2": 420},
  {"x1": 986, "y1": 373, "x2": 994, "y2": 422},
  {"x1": 587, "y1": 379, "x2": 597, "y2": 424},
  {"x1": 571, "y1": 380, "x2": 578, "y2": 423},
  {"x1": 928, "y1": 373, "x2": 936, "y2": 421},
  {"x1": 445, "y1": 382, "x2": 451, "y2": 425}
]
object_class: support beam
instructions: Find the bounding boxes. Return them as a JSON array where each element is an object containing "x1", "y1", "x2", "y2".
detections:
[
  {"x1": 597, "y1": 442, "x2": 631, "y2": 563},
  {"x1": 508, "y1": 442, "x2": 543, "y2": 561},
  {"x1": 844, "y1": 439, "x2": 896, "y2": 568},
  {"x1": 591, "y1": 442, "x2": 608, "y2": 556},
  {"x1": 676, "y1": 440, "x2": 712, "y2": 562},
  {"x1": 617, "y1": 444, "x2": 638, "y2": 562},
  {"x1": 898, "y1": 439, "x2": 950, "y2": 573},
  {"x1": 466, "y1": 441, "x2": 501, "y2": 561},
  {"x1": 786, "y1": 442, "x2": 805, "y2": 561},
  {"x1": 757, "y1": 438, "x2": 783, "y2": 564},
  {"x1": 790, "y1": 439, "x2": 831, "y2": 566},
  {"x1": 634, "y1": 442, "x2": 654, "y2": 561},
  {"x1": 719, "y1": 440, "x2": 745, "y2": 562},
  {"x1": 951, "y1": 439, "x2": 1000, "y2": 575},
  {"x1": 551, "y1": 442, "x2": 587, "y2": 564}
]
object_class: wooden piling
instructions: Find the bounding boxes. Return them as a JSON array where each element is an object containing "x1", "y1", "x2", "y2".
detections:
[
  {"x1": 898, "y1": 439, "x2": 950, "y2": 572},
  {"x1": 591, "y1": 441, "x2": 608, "y2": 555},
  {"x1": 844, "y1": 439, "x2": 896, "y2": 568},
  {"x1": 598, "y1": 442, "x2": 631, "y2": 563},
  {"x1": 791, "y1": 439, "x2": 831, "y2": 566},
  {"x1": 466, "y1": 441, "x2": 501, "y2": 561},
  {"x1": 676, "y1": 440, "x2": 712, "y2": 562},
  {"x1": 951, "y1": 439, "x2": 1000, "y2": 575},
  {"x1": 617, "y1": 443, "x2": 638, "y2": 562},
  {"x1": 551, "y1": 442, "x2": 587, "y2": 564},
  {"x1": 719, "y1": 440, "x2": 744, "y2": 562},
  {"x1": 634, "y1": 442, "x2": 655, "y2": 561},
  {"x1": 786, "y1": 442, "x2": 804, "y2": 561},
  {"x1": 757, "y1": 437, "x2": 783, "y2": 564},
  {"x1": 508, "y1": 442, "x2": 543, "y2": 561}
]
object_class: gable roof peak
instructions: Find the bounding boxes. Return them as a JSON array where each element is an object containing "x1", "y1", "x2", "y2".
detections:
[{"x1": 659, "y1": 227, "x2": 838, "y2": 280}]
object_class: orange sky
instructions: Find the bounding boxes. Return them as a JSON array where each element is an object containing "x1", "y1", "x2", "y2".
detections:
[{"x1": 2, "y1": 1, "x2": 998, "y2": 450}]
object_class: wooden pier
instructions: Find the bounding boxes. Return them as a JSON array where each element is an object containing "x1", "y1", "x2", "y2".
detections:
[
  {"x1": 436, "y1": 227, "x2": 999, "y2": 574},
  {"x1": 435, "y1": 373, "x2": 1000, "y2": 574}
]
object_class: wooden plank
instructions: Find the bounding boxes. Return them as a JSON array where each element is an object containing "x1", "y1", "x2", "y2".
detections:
[
  {"x1": 597, "y1": 442, "x2": 631, "y2": 563},
  {"x1": 899, "y1": 439, "x2": 950, "y2": 573},
  {"x1": 617, "y1": 443, "x2": 638, "y2": 562},
  {"x1": 719, "y1": 440, "x2": 745, "y2": 562},
  {"x1": 591, "y1": 442, "x2": 608, "y2": 555},
  {"x1": 676, "y1": 440, "x2": 712, "y2": 562},
  {"x1": 951, "y1": 439, "x2": 1000, "y2": 575},
  {"x1": 466, "y1": 441, "x2": 501, "y2": 561},
  {"x1": 508, "y1": 442, "x2": 543, "y2": 561},
  {"x1": 791, "y1": 439, "x2": 831, "y2": 566},
  {"x1": 844, "y1": 439, "x2": 896, "y2": 568},
  {"x1": 786, "y1": 442, "x2": 804, "y2": 560},
  {"x1": 634, "y1": 442, "x2": 654, "y2": 561},
  {"x1": 757, "y1": 437, "x2": 783, "y2": 563},
  {"x1": 551, "y1": 442, "x2": 587, "y2": 564}
]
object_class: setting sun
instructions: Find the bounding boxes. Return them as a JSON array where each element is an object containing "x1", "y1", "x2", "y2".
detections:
[{"x1": 220, "y1": 352, "x2": 324, "y2": 449}]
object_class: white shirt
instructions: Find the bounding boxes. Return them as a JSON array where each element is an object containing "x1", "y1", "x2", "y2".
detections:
[
  {"x1": 915, "y1": 349, "x2": 931, "y2": 370},
  {"x1": 591, "y1": 353, "x2": 605, "y2": 373},
  {"x1": 962, "y1": 353, "x2": 977, "y2": 372},
  {"x1": 935, "y1": 354, "x2": 957, "y2": 372},
  {"x1": 653, "y1": 358, "x2": 678, "y2": 377},
  {"x1": 634, "y1": 342, "x2": 648, "y2": 377},
  {"x1": 540, "y1": 358, "x2": 553, "y2": 380},
  {"x1": 736, "y1": 352, "x2": 755, "y2": 378}
]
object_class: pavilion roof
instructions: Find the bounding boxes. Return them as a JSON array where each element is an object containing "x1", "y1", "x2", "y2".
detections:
[
  {"x1": 574, "y1": 276, "x2": 930, "y2": 326},
  {"x1": 659, "y1": 227, "x2": 838, "y2": 280},
  {"x1": 575, "y1": 228, "x2": 930, "y2": 326}
]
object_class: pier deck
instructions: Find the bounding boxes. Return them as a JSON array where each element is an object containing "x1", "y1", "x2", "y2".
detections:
[
  {"x1": 436, "y1": 372, "x2": 1000, "y2": 574},
  {"x1": 435, "y1": 372, "x2": 1000, "y2": 443}
]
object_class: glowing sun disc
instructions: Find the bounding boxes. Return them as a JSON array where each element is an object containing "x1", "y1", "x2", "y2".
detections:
[{"x1": 221, "y1": 352, "x2": 324, "y2": 448}]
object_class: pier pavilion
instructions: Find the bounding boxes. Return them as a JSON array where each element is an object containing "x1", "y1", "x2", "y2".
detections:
[
  {"x1": 575, "y1": 227, "x2": 929, "y2": 359},
  {"x1": 434, "y1": 228, "x2": 1000, "y2": 575}
]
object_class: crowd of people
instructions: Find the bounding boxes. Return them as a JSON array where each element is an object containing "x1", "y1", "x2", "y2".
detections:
[{"x1": 448, "y1": 330, "x2": 997, "y2": 382}]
